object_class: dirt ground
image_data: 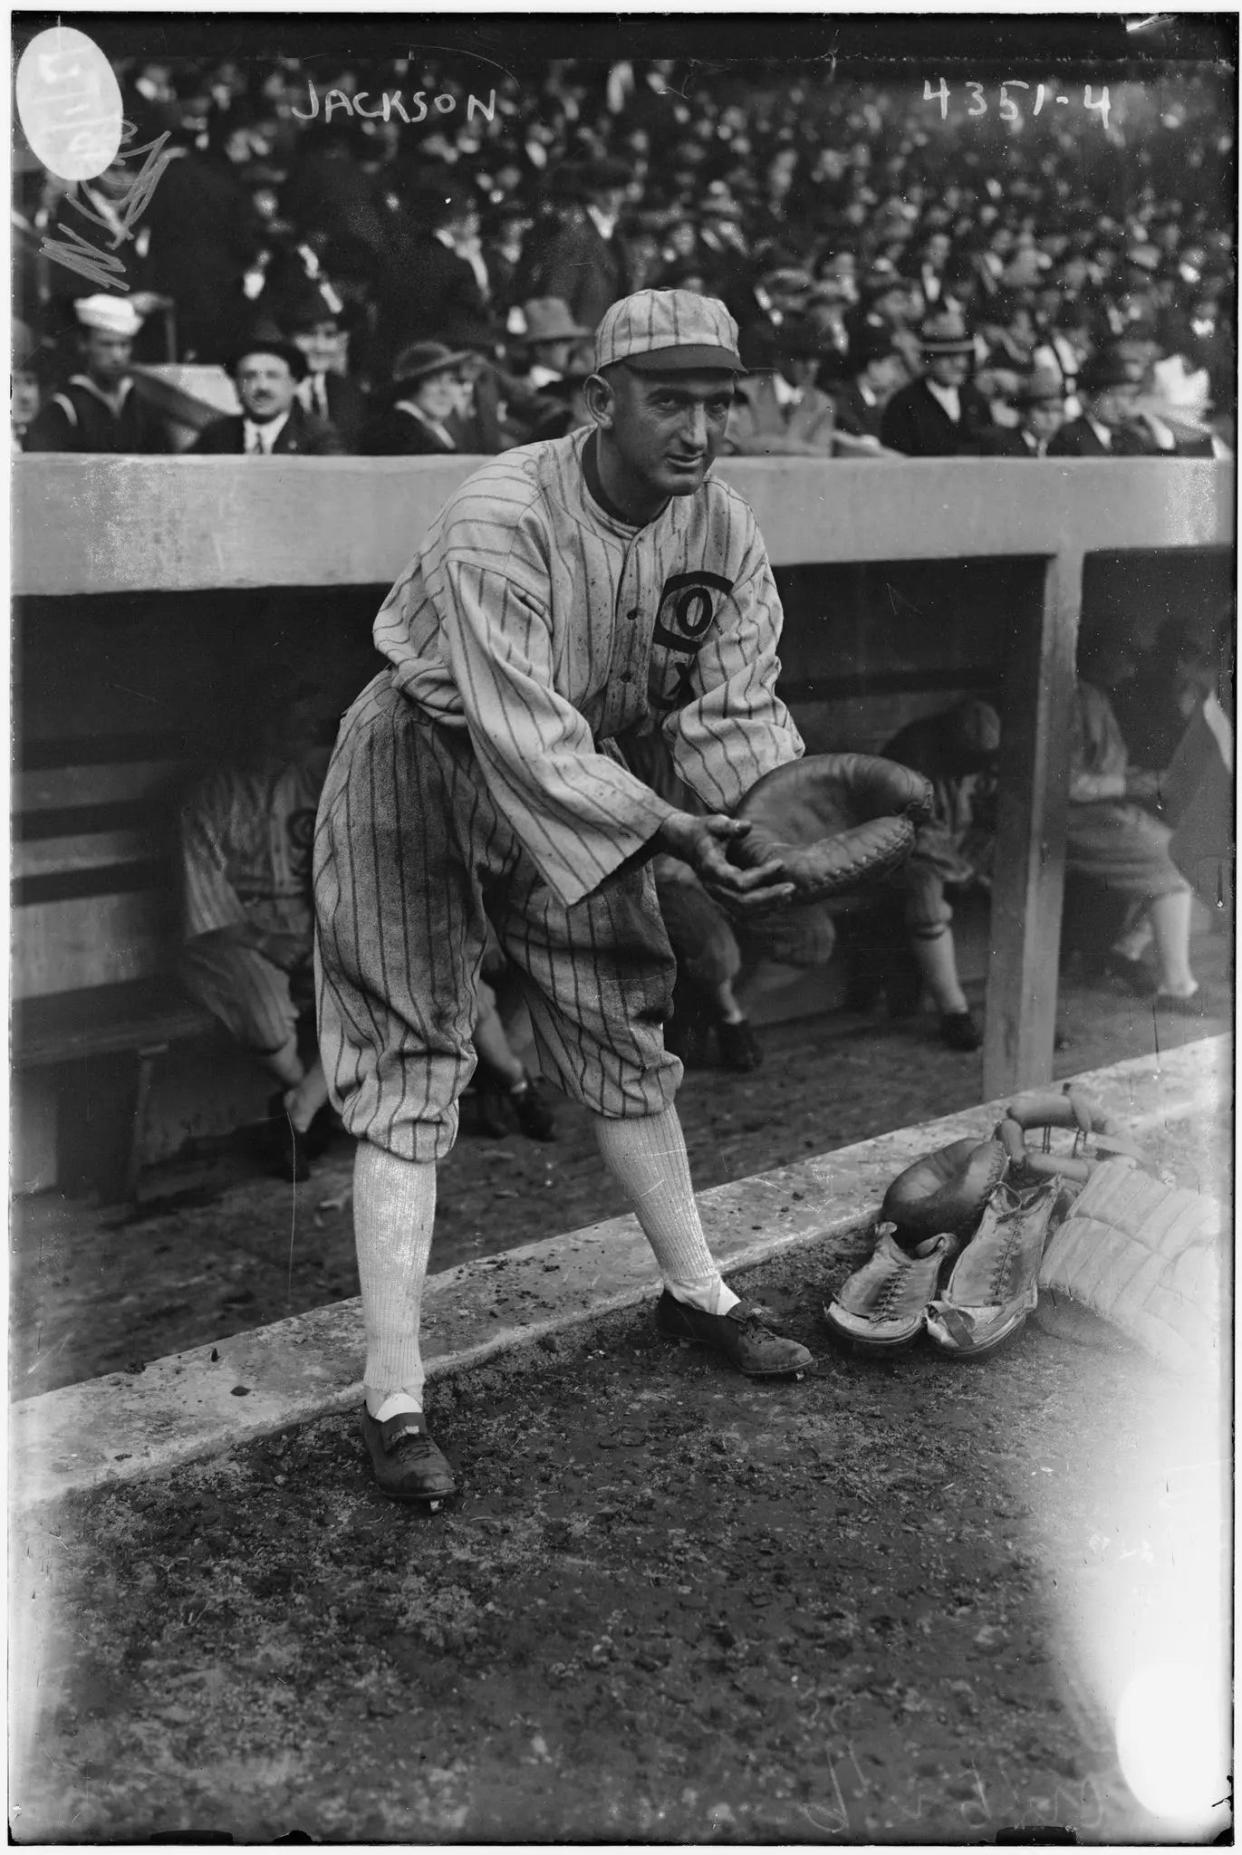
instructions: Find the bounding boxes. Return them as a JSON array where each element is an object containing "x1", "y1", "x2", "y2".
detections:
[
  {"x1": 11, "y1": 1197, "x2": 1230, "y2": 1845},
  {"x1": 11, "y1": 933, "x2": 1232, "y2": 1399}
]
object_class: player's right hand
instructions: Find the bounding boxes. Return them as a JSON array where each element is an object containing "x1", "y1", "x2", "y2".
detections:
[{"x1": 655, "y1": 812, "x2": 795, "y2": 914}]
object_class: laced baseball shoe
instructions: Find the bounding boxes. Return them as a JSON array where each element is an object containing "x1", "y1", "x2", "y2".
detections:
[
  {"x1": 925, "y1": 1178, "x2": 1061, "y2": 1359},
  {"x1": 656, "y1": 1290, "x2": 813, "y2": 1377},
  {"x1": 823, "y1": 1225, "x2": 958, "y2": 1352},
  {"x1": 360, "y1": 1408, "x2": 457, "y2": 1505}
]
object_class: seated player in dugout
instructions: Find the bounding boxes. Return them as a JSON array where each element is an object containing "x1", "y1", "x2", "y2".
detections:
[
  {"x1": 314, "y1": 289, "x2": 819, "y2": 1506},
  {"x1": 178, "y1": 671, "x2": 337, "y2": 1181},
  {"x1": 857, "y1": 699, "x2": 1002, "y2": 1054}
]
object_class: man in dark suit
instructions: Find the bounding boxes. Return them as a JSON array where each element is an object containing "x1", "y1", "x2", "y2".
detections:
[
  {"x1": 374, "y1": 180, "x2": 493, "y2": 379},
  {"x1": 521, "y1": 159, "x2": 632, "y2": 333},
  {"x1": 978, "y1": 368, "x2": 1066, "y2": 457},
  {"x1": 879, "y1": 310, "x2": 995, "y2": 457},
  {"x1": 1048, "y1": 352, "x2": 1160, "y2": 457},
  {"x1": 829, "y1": 329, "x2": 907, "y2": 443},
  {"x1": 277, "y1": 283, "x2": 369, "y2": 453},
  {"x1": 191, "y1": 326, "x2": 344, "y2": 455}
]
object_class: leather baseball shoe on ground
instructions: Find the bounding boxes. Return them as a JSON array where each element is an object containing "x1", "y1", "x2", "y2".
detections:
[
  {"x1": 716, "y1": 1017, "x2": 763, "y2": 1072},
  {"x1": 925, "y1": 1177, "x2": 1062, "y2": 1359},
  {"x1": 360, "y1": 1408, "x2": 457, "y2": 1505},
  {"x1": 656, "y1": 1291, "x2": 813, "y2": 1377},
  {"x1": 823, "y1": 1225, "x2": 958, "y2": 1352},
  {"x1": 939, "y1": 1009, "x2": 982, "y2": 1052}
]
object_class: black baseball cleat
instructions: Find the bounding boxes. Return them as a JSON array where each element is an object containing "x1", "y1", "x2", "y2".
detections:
[
  {"x1": 939, "y1": 1009, "x2": 982, "y2": 1052},
  {"x1": 656, "y1": 1290, "x2": 813, "y2": 1377},
  {"x1": 716, "y1": 1017, "x2": 764, "y2": 1072},
  {"x1": 511, "y1": 1073, "x2": 557, "y2": 1141},
  {"x1": 360, "y1": 1408, "x2": 457, "y2": 1505}
]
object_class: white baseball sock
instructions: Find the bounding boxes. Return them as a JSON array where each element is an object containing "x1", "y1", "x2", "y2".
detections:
[
  {"x1": 354, "y1": 1141, "x2": 437, "y2": 1421},
  {"x1": 593, "y1": 1106, "x2": 739, "y2": 1316}
]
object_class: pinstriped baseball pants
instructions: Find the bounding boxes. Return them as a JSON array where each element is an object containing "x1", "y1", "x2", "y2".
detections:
[{"x1": 313, "y1": 674, "x2": 682, "y2": 1163}]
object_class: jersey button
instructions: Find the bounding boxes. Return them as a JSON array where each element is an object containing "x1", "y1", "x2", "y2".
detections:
[{"x1": 627, "y1": 607, "x2": 640, "y2": 619}]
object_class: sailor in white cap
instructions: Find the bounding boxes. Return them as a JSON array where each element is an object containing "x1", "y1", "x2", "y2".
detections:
[
  {"x1": 315, "y1": 288, "x2": 814, "y2": 1506},
  {"x1": 23, "y1": 295, "x2": 170, "y2": 454}
]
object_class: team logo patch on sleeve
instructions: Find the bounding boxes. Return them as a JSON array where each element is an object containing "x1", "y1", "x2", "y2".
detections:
[{"x1": 649, "y1": 570, "x2": 734, "y2": 712}]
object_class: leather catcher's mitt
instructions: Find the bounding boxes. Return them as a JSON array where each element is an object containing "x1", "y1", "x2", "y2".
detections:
[
  {"x1": 730, "y1": 754, "x2": 935, "y2": 904},
  {"x1": 1034, "y1": 1157, "x2": 1225, "y2": 1378},
  {"x1": 881, "y1": 1136, "x2": 1010, "y2": 1236}
]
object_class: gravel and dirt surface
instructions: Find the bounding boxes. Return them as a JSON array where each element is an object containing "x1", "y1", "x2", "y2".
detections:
[
  {"x1": 12, "y1": 1219, "x2": 1229, "y2": 1846},
  {"x1": 11, "y1": 934, "x2": 1232, "y2": 1399}
]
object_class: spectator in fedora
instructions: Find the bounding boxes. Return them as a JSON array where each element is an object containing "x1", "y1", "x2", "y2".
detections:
[
  {"x1": 24, "y1": 296, "x2": 172, "y2": 454},
  {"x1": 191, "y1": 324, "x2": 344, "y2": 455},
  {"x1": 979, "y1": 368, "x2": 1066, "y2": 457},
  {"x1": 879, "y1": 309, "x2": 994, "y2": 456},
  {"x1": 519, "y1": 297, "x2": 592, "y2": 390},
  {"x1": 726, "y1": 319, "x2": 837, "y2": 457},
  {"x1": 359, "y1": 342, "x2": 472, "y2": 455},
  {"x1": 1047, "y1": 351, "x2": 1158, "y2": 456},
  {"x1": 280, "y1": 283, "x2": 369, "y2": 452},
  {"x1": 827, "y1": 328, "x2": 907, "y2": 444},
  {"x1": 524, "y1": 158, "x2": 633, "y2": 331}
]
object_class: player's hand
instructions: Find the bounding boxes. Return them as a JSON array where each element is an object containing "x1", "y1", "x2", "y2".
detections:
[{"x1": 655, "y1": 811, "x2": 795, "y2": 914}]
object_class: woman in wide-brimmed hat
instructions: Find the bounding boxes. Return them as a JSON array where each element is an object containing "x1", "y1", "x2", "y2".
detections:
[{"x1": 359, "y1": 341, "x2": 473, "y2": 456}]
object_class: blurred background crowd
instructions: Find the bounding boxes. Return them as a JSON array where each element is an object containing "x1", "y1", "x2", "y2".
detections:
[{"x1": 12, "y1": 43, "x2": 1236, "y2": 459}]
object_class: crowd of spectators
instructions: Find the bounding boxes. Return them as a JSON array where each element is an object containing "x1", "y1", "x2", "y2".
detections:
[{"x1": 13, "y1": 52, "x2": 1235, "y2": 458}]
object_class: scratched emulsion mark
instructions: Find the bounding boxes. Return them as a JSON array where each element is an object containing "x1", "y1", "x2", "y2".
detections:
[{"x1": 17, "y1": 24, "x2": 174, "y2": 294}]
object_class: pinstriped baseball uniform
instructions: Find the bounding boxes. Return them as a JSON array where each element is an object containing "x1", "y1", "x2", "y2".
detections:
[
  {"x1": 179, "y1": 760, "x2": 321, "y2": 1055},
  {"x1": 314, "y1": 423, "x2": 804, "y2": 1162}
]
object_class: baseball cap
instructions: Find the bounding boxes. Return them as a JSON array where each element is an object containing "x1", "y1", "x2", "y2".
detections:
[{"x1": 594, "y1": 289, "x2": 745, "y2": 375}]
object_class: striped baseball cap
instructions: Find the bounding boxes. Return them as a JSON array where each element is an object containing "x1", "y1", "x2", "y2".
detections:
[{"x1": 594, "y1": 289, "x2": 745, "y2": 374}]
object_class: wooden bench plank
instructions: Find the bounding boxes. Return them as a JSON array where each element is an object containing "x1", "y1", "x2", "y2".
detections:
[
  {"x1": 13, "y1": 980, "x2": 217, "y2": 1067},
  {"x1": 14, "y1": 761, "x2": 185, "y2": 812},
  {"x1": 13, "y1": 830, "x2": 155, "y2": 879}
]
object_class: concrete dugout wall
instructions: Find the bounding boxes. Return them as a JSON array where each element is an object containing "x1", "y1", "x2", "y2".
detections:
[{"x1": 12, "y1": 454, "x2": 1234, "y2": 1143}]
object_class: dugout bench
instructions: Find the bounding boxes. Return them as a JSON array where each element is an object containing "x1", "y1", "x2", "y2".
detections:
[{"x1": 11, "y1": 729, "x2": 227, "y2": 1205}]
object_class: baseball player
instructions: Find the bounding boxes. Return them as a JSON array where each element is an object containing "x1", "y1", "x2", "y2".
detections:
[{"x1": 315, "y1": 289, "x2": 814, "y2": 1505}]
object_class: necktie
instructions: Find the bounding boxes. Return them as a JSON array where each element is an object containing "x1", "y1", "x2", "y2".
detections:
[
  {"x1": 314, "y1": 377, "x2": 329, "y2": 422},
  {"x1": 249, "y1": 426, "x2": 266, "y2": 456}
]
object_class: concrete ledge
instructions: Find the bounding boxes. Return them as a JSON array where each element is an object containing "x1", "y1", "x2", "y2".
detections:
[{"x1": 10, "y1": 1038, "x2": 1228, "y2": 1510}]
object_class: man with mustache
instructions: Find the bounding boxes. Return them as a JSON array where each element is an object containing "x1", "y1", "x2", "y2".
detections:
[{"x1": 191, "y1": 323, "x2": 343, "y2": 455}]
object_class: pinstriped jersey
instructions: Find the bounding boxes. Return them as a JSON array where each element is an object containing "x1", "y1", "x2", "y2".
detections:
[
  {"x1": 373, "y1": 425, "x2": 803, "y2": 907},
  {"x1": 180, "y1": 760, "x2": 323, "y2": 945}
]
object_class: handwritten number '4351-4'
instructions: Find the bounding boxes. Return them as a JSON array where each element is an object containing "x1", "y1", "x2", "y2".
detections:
[{"x1": 923, "y1": 79, "x2": 1111, "y2": 131}]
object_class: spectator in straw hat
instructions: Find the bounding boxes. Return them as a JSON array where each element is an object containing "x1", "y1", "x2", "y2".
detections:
[
  {"x1": 23, "y1": 296, "x2": 172, "y2": 454},
  {"x1": 191, "y1": 323, "x2": 344, "y2": 455},
  {"x1": 978, "y1": 368, "x2": 1066, "y2": 457},
  {"x1": 879, "y1": 308, "x2": 994, "y2": 456},
  {"x1": 359, "y1": 341, "x2": 473, "y2": 455}
]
